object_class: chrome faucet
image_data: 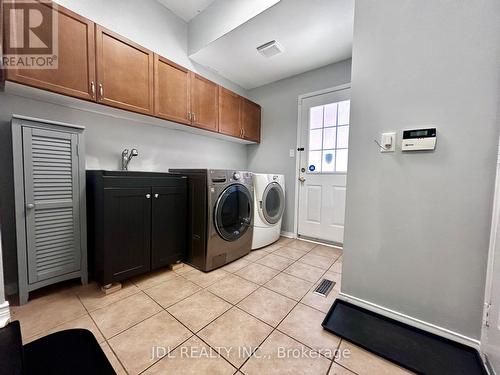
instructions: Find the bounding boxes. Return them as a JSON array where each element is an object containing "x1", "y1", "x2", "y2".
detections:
[{"x1": 121, "y1": 148, "x2": 138, "y2": 170}]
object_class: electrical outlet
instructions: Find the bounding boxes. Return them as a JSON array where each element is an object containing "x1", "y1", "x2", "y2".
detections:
[{"x1": 380, "y1": 132, "x2": 396, "y2": 152}]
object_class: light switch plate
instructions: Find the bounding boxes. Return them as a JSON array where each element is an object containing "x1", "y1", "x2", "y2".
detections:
[{"x1": 381, "y1": 132, "x2": 396, "y2": 153}]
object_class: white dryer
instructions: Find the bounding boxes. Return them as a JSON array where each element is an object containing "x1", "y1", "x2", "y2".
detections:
[{"x1": 251, "y1": 173, "x2": 285, "y2": 249}]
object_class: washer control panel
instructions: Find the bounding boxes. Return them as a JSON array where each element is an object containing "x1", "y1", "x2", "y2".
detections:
[{"x1": 229, "y1": 171, "x2": 253, "y2": 184}]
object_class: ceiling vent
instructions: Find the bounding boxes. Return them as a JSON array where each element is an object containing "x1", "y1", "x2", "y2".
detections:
[{"x1": 257, "y1": 40, "x2": 284, "y2": 58}]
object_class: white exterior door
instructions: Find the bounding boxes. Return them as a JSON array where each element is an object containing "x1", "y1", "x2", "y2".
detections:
[
  {"x1": 482, "y1": 150, "x2": 500, "y2": 373},
  {"x1": 297, "y1": 87, "x2": 350, "y2": 244}
]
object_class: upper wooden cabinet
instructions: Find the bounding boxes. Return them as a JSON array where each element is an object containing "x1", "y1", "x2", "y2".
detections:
[
  {"x1": 190, "y1": 74, "x2": 219, "y2": 132},
  {"x1": 5, "y1": 3, "x2": 96, "y2": 101},
  {"x1": 95, "y1": 26, "x2": 154, "y2": 115},
  {"x1": 154, "y1": 55, "x2": 190, "y2": 124},
  {"x1": 218, "y1": 86, "x2": 241, "y2": 138},
  {"x1": 2, "y1": 4, "x2": 261, "y2": 142},
  {"x1": 242, "y1": 98, "x2": 261, "y2": 143}
]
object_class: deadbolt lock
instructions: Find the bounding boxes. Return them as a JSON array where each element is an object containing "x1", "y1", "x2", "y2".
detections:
[{"x1": 301, "y1": 167, "x2": 306, "y2": 173}]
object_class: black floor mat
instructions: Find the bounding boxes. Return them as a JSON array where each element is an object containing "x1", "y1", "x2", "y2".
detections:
[{"x1": 322, "y1": 300, "x2": 486, "y2": 375}]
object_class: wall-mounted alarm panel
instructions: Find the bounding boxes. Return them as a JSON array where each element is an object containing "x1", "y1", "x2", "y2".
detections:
[{"x1": 402, "y1": 128, "x2": 436, "y2": 151}]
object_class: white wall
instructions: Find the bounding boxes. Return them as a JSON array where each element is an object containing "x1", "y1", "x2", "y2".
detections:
[
  {"x1": 54, "y1": 0, "x2": 248, "y2": 96},
  {"x1": 188, "y1": 0, "x2": 280, "y2": 54},
  {"x1": 247, "y1": 59, "x2": 352, "y2": 233},
  {"x1": 343, "y1": 0, "x2": 500, "y2": 340}
]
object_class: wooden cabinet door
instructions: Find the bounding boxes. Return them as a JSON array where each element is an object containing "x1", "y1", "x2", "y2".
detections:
[
  {"x1": 190, "y1": 74, "x2": 218, "y2": 132},
  {"x1": 103, "y1": 188, "x2": 151, "y2": 283},
  {"x1": 5, "y1": 3, "x2": 96, "y2": 101},
  {"x1": 95, "y1": 26, "x2": 153, "y2": 115},
  {"x1": 151, "y1": 186, "x2": 187, "y2": 269},
  {"x1": 242, "y1": 99, "x2": 261, "y2": 143},
  {"x1": 218, "y1": 86, "x2": 242, "y2": 137},
  {"x1": 154, "y1": 55, "x2": 190, "y2": 124}
]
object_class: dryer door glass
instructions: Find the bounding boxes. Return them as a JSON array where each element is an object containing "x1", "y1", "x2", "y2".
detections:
[
  {"x1": 262, "y1": 182, "x2": 285, "y2": 225},
  {"x1": 215, "y1": 184, "x2": 253, "y2": 241}
]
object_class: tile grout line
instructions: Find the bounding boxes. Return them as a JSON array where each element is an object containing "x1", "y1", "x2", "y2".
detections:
[
  {"x1": 75, "y1": 292, "x2": 130, "y2": 375},
  {"x1": 222, "y1": 242, "x2": 337, "y2": 371},
  {"x1": 333, "y1": 339, "x2": 363, "y2": 375},
  {"x1": 16, "y1": 239, "x2": 342, "y2": 375},
  {"x1": 111, "y1": 258, "x2": 338, "y2": 374},
  {"x1": 138, "y1": 247, "x2": 326, "y2": 372}
]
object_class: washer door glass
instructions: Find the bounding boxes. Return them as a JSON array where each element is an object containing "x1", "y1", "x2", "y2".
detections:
[
  {"x1": 262, "y1": 182, "x2": 285, "y2": 225},
  {"x1": 215, "y1": 184, "x2": 253, "y2": 241}
]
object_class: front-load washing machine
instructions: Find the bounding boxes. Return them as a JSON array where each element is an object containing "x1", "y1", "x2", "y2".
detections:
[
  {"x1": 251, "y1": 173, "x2": 285, "y2": 249},
  {"x1": 169, "y1": 169, "x2": 254, "y2": 271}
]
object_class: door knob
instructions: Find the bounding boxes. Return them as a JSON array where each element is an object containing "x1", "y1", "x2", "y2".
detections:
[
  {"x1": 298, "y1": 177, "x2": 306, "y2": 182},
  {"x1": 146, "y1": 194, "x2": 151, "y2": 199},
  {"x1": 26, "y1": 203, "x2": 35, "y2": 209}
]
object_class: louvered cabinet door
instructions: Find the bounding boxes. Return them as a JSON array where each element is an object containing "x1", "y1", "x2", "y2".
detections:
[{"x1": 22, "y1": 128, "x2": 81, "y2": 283}]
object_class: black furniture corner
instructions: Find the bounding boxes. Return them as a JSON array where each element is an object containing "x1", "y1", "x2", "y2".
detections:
[
  {"x1": 86, "y1": 170, "x2": 187, "y2": 285},
  {"x1": 0, "y1": 321, "x2": 115, "y2": 375}
]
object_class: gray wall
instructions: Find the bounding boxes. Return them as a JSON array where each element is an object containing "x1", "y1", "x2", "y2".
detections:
[
  {"x1": 0, "y1": 93, "x2": 249, "y2": 171},
  {"x1": 0, "y1": 0, "x2": 250, "y2": 294},
  {"x1": 342, "y1": 0, "x2": 500, "y2": 340},
  {"x1": 0, "y1": 92, "x2": 248, "y2": 293},
  {"x1": 247, "y1": 59, "x2": 352, "y2": 233}
]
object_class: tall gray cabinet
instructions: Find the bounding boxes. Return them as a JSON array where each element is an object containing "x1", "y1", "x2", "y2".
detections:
[{"x1": 12, "y1": 116, "x2": 87, "y2": 305}]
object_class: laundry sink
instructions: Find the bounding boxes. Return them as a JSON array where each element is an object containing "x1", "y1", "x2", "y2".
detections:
[{"x1": 98, "y1": 170, "x2": 171, "y2": 177}]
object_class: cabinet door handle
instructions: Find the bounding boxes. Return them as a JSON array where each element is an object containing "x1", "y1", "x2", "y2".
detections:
[
  {"x1": 99, "y1": 84, "x2": 103, "y2": 99},
  {"x1": 26, "y1": 203, "x2": 35, "y2": 209},
  {"x1": 146, "y1": 194, "x2": 151, "y2": 199},
  {"x1": 192, "y1": 113, "x2": 196, "y2": 122},
  {"x1": 154, "y1": 193, "x2": 159, "y2": 198},
  {"x1": 187, "y1": 112, "x2": 191, "y2": 121},
  {"x1": 90, "y1": 81, "x2": 95, "y2": 97}
]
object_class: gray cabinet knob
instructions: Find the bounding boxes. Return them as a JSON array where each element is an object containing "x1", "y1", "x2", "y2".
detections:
[
  {"x1": 26, "y1": 203, "x2": 35, "y2": 209},
  {"x1": 146, "y1": 194, "x2": 151, "y2": 199},
  {"x1": 154, "y1": 194, "x2": 159, "y2": 198}
]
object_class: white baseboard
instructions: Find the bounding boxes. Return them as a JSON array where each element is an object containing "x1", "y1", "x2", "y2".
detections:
[
  {"x1": 280, "y1": 231, "x2": 295, "y2": 238},
  {"x1": 339, "y1": 292, "x2": 480, "y2": 350},
  {"x1": 0, "y1": 301, "x2": 11, "y2": 328}
]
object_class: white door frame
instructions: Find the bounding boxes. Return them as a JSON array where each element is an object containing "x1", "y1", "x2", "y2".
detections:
[
  {"x1": 481, "y1": 140, "x2": 500, "y2": 373},
  {"x1": 293, "y1": 83, "x2": 351, "y2": 241}
]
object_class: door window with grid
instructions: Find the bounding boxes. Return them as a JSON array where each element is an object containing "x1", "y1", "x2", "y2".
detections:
[{"x1": 308, "y1": 100, "x2": 350, "y2": 173}]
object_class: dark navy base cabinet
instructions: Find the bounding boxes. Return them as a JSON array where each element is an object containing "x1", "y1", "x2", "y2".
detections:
[{"x1": 86, "y1": 170, "x2": 187, "y2": 285}]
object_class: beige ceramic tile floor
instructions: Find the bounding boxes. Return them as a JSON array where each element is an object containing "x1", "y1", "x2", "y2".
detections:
[{"x1": 9, "y1": 238, "x2": 413, "y2": 375}]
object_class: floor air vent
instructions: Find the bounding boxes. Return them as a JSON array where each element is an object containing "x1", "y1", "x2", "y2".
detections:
[{"x1": 314, "y1": 279, "x2": 335, "y2": 297}]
